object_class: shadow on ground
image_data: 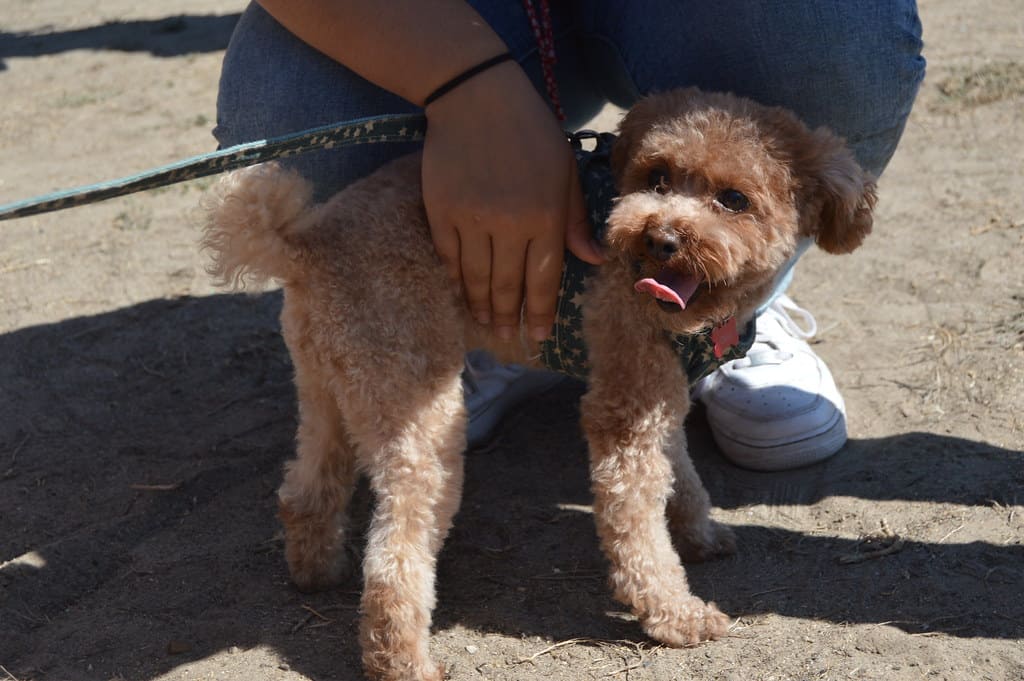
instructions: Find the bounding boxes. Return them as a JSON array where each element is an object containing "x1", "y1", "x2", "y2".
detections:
[
  {"x1": 0, "y1": 13, "x2": 241, "y2": 70},
  {"x1": 1, "y1": 293, "x2": 1021, "y2": 680}
]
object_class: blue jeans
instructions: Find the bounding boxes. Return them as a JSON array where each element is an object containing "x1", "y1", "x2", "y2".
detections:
[{"x1": 215, "y1": 0, "x2": 925, "y2": 300}]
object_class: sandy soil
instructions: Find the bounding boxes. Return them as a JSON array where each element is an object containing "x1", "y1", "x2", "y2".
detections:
[{"x1": 1, "y1": 2, "x2": 1022, "y2": 680}]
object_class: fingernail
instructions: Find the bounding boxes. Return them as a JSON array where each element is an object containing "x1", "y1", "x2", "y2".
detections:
[
  {"x1": 530, "y1": 326, "x2": 549, "y2": 342},
  {"x1": 496, "y1": 325, "x2": 514, "y2": 341},
  {"x1": 475, "y1": 310, "x2": 490, "y2": 325}
]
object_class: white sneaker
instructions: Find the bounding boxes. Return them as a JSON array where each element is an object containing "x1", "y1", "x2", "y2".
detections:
[
  {"x1": 463, "y1": 350, "x2": 565, "y2": 448},
  {"x1": 693, "y1": 295, "x2": 847, "y2": 471}
]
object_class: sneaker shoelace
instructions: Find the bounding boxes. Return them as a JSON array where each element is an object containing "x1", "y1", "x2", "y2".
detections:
[
  {"x1": 743, "y1": 295, "x2": 818, "y2": 365},
  {"x1": 766, "y1": 294, "x2": 818, "y2": 340}
]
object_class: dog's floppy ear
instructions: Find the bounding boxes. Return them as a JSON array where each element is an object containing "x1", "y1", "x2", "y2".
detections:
[{"x1": 799, "y1": 128, "x2": 878, "y2": 254}]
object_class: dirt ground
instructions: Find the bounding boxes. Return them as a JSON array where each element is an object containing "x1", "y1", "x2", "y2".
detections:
[{"x1": 1, "y1": 2, "x2": 1022, "y2": 680}]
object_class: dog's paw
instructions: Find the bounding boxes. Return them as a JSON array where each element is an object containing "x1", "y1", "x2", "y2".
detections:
[
  {"x1": 279, "y1": 500, "x2": 355, "y2": 592},
  {"x1": 287, "y1": 541, "x2": 356, "y2": 593},
  {"x1": 671, "y1": 517, "x2": 737, "y2": 563},
  {"x1": 360, "y1": 603, "x2": 445, "y2": 681},
  {"x1": 366, "y1": 661, "x2": 445, "y2": 681},
  {"x1": 642, "y1": 598, "x2": 731, "y2": 647}
]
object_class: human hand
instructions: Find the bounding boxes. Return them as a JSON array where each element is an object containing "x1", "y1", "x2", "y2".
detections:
[{"x1": 423, "y1": 60, "x2": 603, "y2": 343}]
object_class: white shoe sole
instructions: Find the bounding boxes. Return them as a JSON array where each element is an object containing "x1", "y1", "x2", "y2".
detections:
[{"x1": 708, "y1": 408, "x2": 847, "y2": 471}]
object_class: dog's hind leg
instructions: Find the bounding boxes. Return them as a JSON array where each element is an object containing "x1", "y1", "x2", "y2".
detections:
[
  {"x1": 335, "y1": 352, "x2": 466, "y2": 681},
  {"x1": 277, "y1": 340, "x2": 361, "y2": 593}
]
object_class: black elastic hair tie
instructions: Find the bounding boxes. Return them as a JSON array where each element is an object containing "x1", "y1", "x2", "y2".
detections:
[{"x1": 423, "y1": 52, "x2": 514, "y2": 107}]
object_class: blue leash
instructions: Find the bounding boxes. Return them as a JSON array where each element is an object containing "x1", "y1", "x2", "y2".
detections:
[{"x1": 0, "y1": 113, "x2": 427, "y2": 222}]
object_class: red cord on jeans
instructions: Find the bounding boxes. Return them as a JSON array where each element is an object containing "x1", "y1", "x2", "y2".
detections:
[{"x1": 522, "y1": 0, "x2": 565, "y2": 121}]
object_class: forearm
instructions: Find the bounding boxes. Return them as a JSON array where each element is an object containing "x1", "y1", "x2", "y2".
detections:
[{"x1": 255, "y1": 0, "x2": 509, "y2": 105}]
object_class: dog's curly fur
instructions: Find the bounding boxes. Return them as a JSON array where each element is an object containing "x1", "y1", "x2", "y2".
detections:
[{"x1": 202, "y1": 88, "x2": 876, "y2": 681}]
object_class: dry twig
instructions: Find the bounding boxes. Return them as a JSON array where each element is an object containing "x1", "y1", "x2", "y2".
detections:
[
  {"x1": 515, "y1": 638, "x2": 591, "y2": 665},
  {"x1": 0, "y1": 258, "x2": 51, "y2": 275},
  {"x1": 529, "y1": 569, "x2": 603, "y2": 581},
  {"x1": 837, "y1": 520, "x2": 906, "y2": 564},
  {"x1": 290, "y1": 603, "x2": 356, "y2": 634},
  {"x1": 0, "y1": 664, "x2": 22, "y2": 681}
]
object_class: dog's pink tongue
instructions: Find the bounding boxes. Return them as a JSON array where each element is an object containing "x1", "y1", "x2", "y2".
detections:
[{"x1": 634, "y1": 269, "x2": 701, "y2": 309}]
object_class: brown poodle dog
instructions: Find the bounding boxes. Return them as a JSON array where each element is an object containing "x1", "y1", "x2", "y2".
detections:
[{"x1": 202, "y1": 88, "x2": 875, "y2": 681}]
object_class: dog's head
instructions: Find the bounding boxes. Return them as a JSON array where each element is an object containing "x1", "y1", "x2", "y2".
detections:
[{"x1": 607, "y1": 88, "x2": 876, "y2": 333}]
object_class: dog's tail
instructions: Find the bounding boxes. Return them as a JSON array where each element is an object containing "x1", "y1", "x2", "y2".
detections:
[{"x1": 200, "y1": 162, "x2": 315, "y2": 288}]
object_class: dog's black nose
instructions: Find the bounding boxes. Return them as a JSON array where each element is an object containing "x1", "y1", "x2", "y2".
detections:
[{"x1": 643, "y1": 227, "x2": 681, "y2": 262}]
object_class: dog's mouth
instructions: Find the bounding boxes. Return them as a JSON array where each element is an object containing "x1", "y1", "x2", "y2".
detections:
[{"x1": 633, "y1": 267, "x2": 703, "y2": 312}]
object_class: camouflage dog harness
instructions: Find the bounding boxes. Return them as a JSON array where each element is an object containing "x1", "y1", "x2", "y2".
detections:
[{"x1": 539, "y1": 131, "x2": 755, "y2": 383}]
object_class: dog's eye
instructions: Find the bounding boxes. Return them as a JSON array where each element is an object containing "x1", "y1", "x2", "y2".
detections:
[
  {"x1": 648, "y1": 168, "x2": 671, "y2": 194},
  {"x1": 716, "y1": 189, "x2": 750, "y2": 213}
]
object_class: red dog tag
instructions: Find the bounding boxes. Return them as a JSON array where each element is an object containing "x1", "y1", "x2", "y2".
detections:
[{"x1": 711, "y1": 318, "x2": 739, "y2": 358}]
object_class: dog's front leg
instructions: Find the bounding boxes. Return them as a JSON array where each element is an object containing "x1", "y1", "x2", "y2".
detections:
[
  {"x1": 664, "y1": 425, "x2": 737, "y2": 563},
  {"x1": 581, "y1": 319, "x2": 730, "y2": 646}
]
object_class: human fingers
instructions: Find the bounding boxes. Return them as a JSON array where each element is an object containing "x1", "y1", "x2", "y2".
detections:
[
  {"x1": 421, "y1": 59, "x2": 572, "y2": 335},
  {"x1": 428, "y1": 215, "x2": 463, "y2": 286},
  {"x1": 487, "y1": 229, "x2": 528, "y2": 340},
  {"x1": 564, "y1": 167, "x2": 605, "y2": 266},
  {"x1": 522, "y1": 215, "x2": 563, "y2": 342},
  {"x1": 458, "y1": 223, "x2": 494, "y2": 326}
]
